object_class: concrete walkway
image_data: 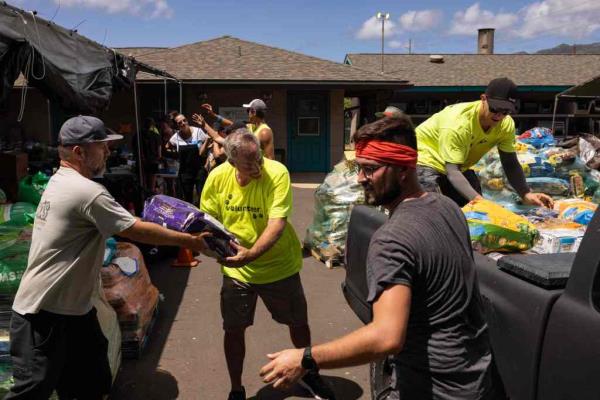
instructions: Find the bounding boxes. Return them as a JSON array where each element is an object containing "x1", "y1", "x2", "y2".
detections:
[{"x1": 111, "y1": 173, "x2": 369, "y2": 399}]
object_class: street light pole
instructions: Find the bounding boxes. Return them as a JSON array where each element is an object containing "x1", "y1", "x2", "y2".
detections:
[{"x1": 376, "y1": 12, "x2": 390, "y2": 73}]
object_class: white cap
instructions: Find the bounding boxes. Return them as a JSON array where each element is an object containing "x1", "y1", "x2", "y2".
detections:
[{"x1": 242, "y1": 99, "x2": 267, "y2": 111}]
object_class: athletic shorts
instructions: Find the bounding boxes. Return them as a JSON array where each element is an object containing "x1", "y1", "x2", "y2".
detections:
[{"x1": 220, "y1": 273, "x2": 308, "y2": 330}]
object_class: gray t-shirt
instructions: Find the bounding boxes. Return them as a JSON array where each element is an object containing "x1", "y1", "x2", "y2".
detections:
[
  {"x1": 367, "y1": 193, "x2": 494, "y2": 400},
  {"x1": 12, "y1": 167, "x2": 136, "y2": 316}
]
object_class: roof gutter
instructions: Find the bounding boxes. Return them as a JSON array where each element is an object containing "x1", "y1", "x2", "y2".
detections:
[
  {"x1": 135, "y1": 80, "x2": 410, "y2": 86},
  {"x1": 402, "y1": 85, "x2": 572, "y2": 93}
]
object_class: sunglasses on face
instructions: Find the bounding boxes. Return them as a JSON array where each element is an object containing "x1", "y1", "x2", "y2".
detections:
[
  {"x1": 489, "y1": 106, "x2": 512, "y2": 116},
  {"x1": 358, "y1": 163, "x2": 387, "y2": 179}
]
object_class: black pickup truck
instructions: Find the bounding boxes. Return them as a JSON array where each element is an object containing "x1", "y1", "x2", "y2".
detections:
[{"x1": 342, "y1": 205, "x2": 600, "y2": 400}]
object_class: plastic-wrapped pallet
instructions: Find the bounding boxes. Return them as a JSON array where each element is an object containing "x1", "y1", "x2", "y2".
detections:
[
  {"x1": 101, "y1": 242, "x2": 159, "y2": 359},
  {"x1": 304, "y1": 158, "x2": 365, "y2": 267}
]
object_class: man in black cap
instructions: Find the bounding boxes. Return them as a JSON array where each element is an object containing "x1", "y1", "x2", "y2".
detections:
[
  {"x1": 6, "y1": 116, "x2": 211, "y2": 399},
  {"x1": 416, "y1": 77, "x2": 553, "y2": 207}
]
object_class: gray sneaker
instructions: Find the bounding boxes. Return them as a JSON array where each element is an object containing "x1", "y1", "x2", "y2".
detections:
[{"x1": 299, "y1": 371, "x2": 336, "y2": 400}]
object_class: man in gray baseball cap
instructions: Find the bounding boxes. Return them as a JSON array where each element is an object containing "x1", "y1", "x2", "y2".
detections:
[
  {"x1": 59, "y1": 115, "x2": 123, "y2": 146},
  {"x1": 242, "y1": 99, "x2": 274, "y2": 159},
  {"x1": 6, "y1": 116, "x2": 211, "y2": 399}
]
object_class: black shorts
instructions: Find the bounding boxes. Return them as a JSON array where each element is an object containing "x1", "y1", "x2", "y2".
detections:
[
  {"x1": 417, "y1": 166, "x2": 482, "y2": 207},
  {"x1": 220, "y1": 273, "x2": 309, "y2": 330},
  {"x1": 5, "y1": 308, "x2": 112, "y2": 400}
]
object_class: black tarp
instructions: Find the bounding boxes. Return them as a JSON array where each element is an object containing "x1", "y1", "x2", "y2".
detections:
[
  {"x1": 558, "y1": 75, "x2": 600, "y2": 98},
  {"x1": 0, "y1": 2, "x2": 135, "y2": 114}
]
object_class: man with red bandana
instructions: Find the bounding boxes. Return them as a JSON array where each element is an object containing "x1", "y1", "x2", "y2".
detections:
[
  {"x1": 416, "y1": 77, "x2": 553, "y2": 208},
  {"x1": 260, "y1": 115, "x2": 504, "y2": 399}
]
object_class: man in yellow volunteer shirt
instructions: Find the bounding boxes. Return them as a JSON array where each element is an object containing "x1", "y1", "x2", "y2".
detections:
[
  {"x1": 200, "y1": 129, "x2": 335, "y2": 400},
  {"x1": 416, "y1": 77, "x2": 553, "y2": 208}
]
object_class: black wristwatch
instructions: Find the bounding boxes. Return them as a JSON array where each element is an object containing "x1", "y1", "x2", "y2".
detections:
[{"x1": 301, "y1": 346, "x2": 319, "y2": 372}]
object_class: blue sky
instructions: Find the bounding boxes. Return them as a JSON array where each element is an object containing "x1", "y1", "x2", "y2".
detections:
[{"x1": 10, "y1": 0, "x2": 600, "y2": 62}]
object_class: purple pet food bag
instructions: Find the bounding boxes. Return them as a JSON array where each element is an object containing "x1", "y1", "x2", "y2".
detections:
[{"x1": 142, "y1": 195, "x2": 238, "y2": 258}]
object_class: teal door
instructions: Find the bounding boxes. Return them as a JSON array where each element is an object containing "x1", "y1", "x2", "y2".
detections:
[{"x1": 287, "y1": 92, "x2": 329, "y2": 172}]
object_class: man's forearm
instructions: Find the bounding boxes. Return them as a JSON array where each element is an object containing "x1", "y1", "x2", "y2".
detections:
[
  {"x1": 202, "y1": 123, "x2": 225, "y2": 145},
  {"x1": 248, "y1": 218, "x2": 286, "y2": 260},
  {"x1": 445, "y1": 163, "x2": 480, "y2": 201},
  {"x1": 312, "y1": 322, "x2": 400, "y2": 369},
  {"x1": 118, "y1": 220, "x2": 194, "y2": 248},
  {"x1": 499, "y1": 151, "x2": 530, "y2": 198}
]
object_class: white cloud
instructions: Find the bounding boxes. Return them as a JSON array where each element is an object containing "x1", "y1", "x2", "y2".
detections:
[
  {"x1": 55, "y1": 0, "x2": 173, "y2": 19},
  {"x1": 449, "y1": 3, "x2": 518, "y2": 35},
  {"x1": 355, "y1": 16, "x2": 397, "y2": 40},
  {"x1": 399, "y1": 10, "x2": 442, "y2": 32},
  {"x1": 389, "y1": 40, "x2": 407, "y2": 49},
  {"x1": 516, "y1": 0, "x2": 600, "y2": 39}
]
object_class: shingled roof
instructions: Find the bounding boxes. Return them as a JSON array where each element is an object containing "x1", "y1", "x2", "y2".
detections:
[
  {"x1": 113, "y1": 47, "x2": 167, "y2": 58},
  {"x1": 133, "y1": 36, "x2": 407, "y2": 84},
  {"x1": 345, "y1": 53, "x2": 600, "y2": 87}
]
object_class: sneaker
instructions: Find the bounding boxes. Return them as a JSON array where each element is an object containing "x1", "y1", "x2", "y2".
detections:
[
  {"x1": 299, "y1": 371, "x2": 336, "y2": 400},
  {"x1": 227, "y1": 386, "x2": 246, "y2": 400}
]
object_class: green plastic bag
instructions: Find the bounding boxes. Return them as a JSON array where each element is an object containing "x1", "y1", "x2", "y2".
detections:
[
  {"x1": 0, "y1": 203, "x2": 36, "y2": 227},
  {"x1": 0, "y1": 225, "x2": 31, "y2": 294},
  {"x1": 0, "y1": 362, "x2": 13, "y2": 398},
  {"x1": 18, "y1": 172, "x2": 49, "y2": 206},
  {"x1": 0, "y1": 244, "x2": 30, "y2": 294}
]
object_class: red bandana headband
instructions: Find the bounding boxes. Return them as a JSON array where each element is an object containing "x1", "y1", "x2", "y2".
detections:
[{"x1": 355, "y1": 139, "x2": 418, "y2": 169}]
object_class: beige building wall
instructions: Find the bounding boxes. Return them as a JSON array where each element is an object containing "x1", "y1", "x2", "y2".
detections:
[{"x1": 329, "y1": 89, "x2": 345, "y2": 169}]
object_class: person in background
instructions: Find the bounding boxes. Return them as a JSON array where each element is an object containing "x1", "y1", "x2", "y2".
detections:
[
  {"x1": 415, "y1": 77, "x2": 553, "y2": 208},
  {"x1": 198, "y1": 100, "x2": 275, "y2": 159},
  {"x1": 191, "y1": 116, "x2": 247, "y2": 173},
  {"x1": 167, "y1": 113, "x2": 209, "y2": 204},
  {"x1": 260, "y1": 115, "x2": 504, "y2": 400},
  {"x1": 375, "y1": 105, "x2": 404, "y2": 119},
  {"x1": 205, "y1": 121, "x2": 233, "y2": 173},
  {"x1": 6, "y1": 116, "x2": 210, "y2": 400},
  {"x1": 200, "y1": 129, "x2": 334, "y2": 400},
  {"x1": 140, "y1": 117, "x2": 162, "y2": 193}
]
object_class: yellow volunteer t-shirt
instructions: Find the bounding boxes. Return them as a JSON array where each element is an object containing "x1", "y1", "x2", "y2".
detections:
[
  {"x1": 416, "y1": 100, "x2": 516, "y2": 174},
  {"x1": 200, "y1": 158, "x2": 302, "y2": 284},
  {"x1": 247, "y1": 122, "x2": 271, "y2": 137}
]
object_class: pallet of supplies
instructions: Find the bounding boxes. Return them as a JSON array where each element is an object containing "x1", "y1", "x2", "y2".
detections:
[
  {"x1": 101, "y1": 242, "x2": 159, "y2": 359},
  {"x1": 305, "y1": 158, "x2": 364, "y2": 268}
]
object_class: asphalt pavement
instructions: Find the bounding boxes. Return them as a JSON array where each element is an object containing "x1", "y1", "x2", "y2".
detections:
[{"x1": 110, "y1": 173, "x2": 369, "y2": 400}]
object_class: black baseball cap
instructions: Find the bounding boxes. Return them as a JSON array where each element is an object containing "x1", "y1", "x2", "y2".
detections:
[
  {"x1": 485, "y1": 77, "x2": 518, "y2": 114},
  {"x1": 59, "y1": 116, "x2": 123, "y2": 146},
  {"x1": 223, "y1": 120, "x2": 249, "y2": 135}
]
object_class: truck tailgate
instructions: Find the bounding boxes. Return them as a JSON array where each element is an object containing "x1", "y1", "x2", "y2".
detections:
[{"x1": 474, "y1": 253, "x2": 563, "y2": 400}]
